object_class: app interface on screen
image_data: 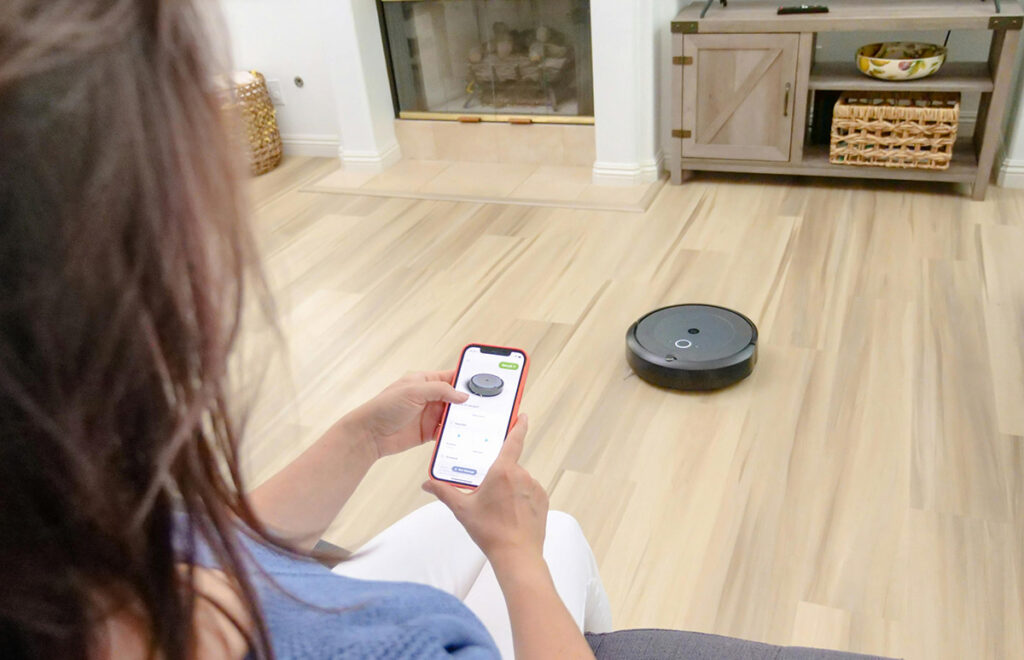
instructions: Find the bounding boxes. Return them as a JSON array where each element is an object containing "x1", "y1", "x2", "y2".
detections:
[{"x1": 432, "y1": 347, "x2": 525, "y2": 486}]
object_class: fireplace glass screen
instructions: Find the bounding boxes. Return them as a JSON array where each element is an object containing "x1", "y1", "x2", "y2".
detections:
[{"x1": 379, "y1": 0, "x2": 593, "y2": 122}]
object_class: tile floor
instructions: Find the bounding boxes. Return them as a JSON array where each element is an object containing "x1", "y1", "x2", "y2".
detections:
[
  {"x1": 305, "y1": 159, "x2": 664, "y2": 212},
  {"x1": 393, "y1": 120, "x2": 596, "y2": 168}
]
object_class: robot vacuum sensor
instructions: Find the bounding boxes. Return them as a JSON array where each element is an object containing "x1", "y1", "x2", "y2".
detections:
[
  {"x1": 626, "y1": 304, "x2": 757, "y2": 391},
  {"x1": 468, "y1": 373, "x2": 504, "y2": 397}
]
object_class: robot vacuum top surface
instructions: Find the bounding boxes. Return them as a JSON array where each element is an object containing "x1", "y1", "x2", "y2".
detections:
[
  {"x1": 627, "y1": 304, "x2": 758, "y2": 390},
  {"x1": 467, "y1": 373, "x2": 504, "y2": 397},
  {"x1": 633, "y1": 304, "x2": 755, "y2": 364}
]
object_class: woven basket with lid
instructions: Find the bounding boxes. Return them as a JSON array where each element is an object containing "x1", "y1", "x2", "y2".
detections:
[{"x1": 829, "y1": 91, "x2": 959, "y2": 171}]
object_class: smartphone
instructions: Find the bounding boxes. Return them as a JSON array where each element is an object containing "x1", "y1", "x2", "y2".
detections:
[{"x1": 429, "y1": 344, "x2": 529, "y2": 488}]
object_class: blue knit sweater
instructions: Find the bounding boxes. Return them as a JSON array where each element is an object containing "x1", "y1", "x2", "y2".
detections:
[{"x1": 183, "y1": 523, "x2": 500, "y2": 659}]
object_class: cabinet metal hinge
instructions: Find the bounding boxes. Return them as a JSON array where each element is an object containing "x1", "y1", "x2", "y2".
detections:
[
  {"x1": 673, "y1": 56, "x2": 694, "y2": 65},
  {"x1": 672, "y1": 129, "x2": 692, "y2": 139},
  {"x1": 671, "y1": 21, "x2": 698, "y2": 34},
  {"x1": 989, "y1": 15, "x2": 1023, "y2": 30}
]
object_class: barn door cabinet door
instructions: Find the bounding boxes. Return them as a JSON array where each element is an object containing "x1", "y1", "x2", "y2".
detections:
[{"x1": 681, "y1": 33, "x2": 799, "y2": 161}]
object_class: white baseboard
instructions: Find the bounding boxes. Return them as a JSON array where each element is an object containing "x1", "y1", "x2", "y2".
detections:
[
  {"x1": 280, "y1": 133, "x2": 341, "y2": 158},
  {"x1": 592, "y1": 151, "x2": 663, "y2": 186},
  {"x1": 998, "y1": 158, "x2": 1024, "y2": 189},
  {"x1": 992, "y1": 119, "x2": 1024, "y2": 190},
  {"x1": 339, "y1": 141, "x2": 402, "y2": 173}
]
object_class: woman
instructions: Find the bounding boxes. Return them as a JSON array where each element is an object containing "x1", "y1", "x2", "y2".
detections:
[{"x1": 0, "y1": 0, "x2": 611, "y2": 658}]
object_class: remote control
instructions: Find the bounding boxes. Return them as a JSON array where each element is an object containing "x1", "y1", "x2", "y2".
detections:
[{"x1": 778, "y1": 4, "x2": 829, "y2": 14}]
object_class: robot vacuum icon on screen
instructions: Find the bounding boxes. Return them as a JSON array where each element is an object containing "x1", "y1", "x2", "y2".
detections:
[{"x1": 467, "y1": 373, "x2": 504, "y2": 397}]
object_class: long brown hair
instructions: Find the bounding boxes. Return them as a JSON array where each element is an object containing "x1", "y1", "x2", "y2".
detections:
[{"x1": 1, "y1": 1, "x2": 279, "y2": 657}]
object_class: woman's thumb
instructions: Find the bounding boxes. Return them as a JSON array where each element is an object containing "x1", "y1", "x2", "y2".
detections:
[{"x1": 422, "y1": 479, "x2": 466, "y2": 512}]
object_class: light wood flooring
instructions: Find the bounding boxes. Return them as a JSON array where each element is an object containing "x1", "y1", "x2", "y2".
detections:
[
  {"x1": 241, "y1": 156, "x2": 1024, "y2": 660},
  {"x1": 303, "y1": 159, "x2": 663, "y2": 212}
]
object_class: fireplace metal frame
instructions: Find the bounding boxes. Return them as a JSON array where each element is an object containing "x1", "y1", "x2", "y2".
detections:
[{"x1": 377, "y1": 0, "x2": 595, "y2": 125}]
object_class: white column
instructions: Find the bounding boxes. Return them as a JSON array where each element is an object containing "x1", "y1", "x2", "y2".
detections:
[
  {"x1": 590, "y1": 0, "x2": 660, "y2": 185},
  {"x1": 327, "y1": 0, "x2": 401, "y2": 172}
]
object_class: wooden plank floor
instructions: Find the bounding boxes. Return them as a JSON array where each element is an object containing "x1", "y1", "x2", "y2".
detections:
[{"x1": 241, "y1": 156, "x2": 1024, "y2": 660}]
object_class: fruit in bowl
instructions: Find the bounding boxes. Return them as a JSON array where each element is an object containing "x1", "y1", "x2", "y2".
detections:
[{"x1": 856, "y1": 42, "x2": 946, "y2": 81}]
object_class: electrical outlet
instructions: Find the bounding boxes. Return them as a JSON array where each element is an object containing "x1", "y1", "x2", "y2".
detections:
[{"x1": 266, "y1": 79, "x2": 285, "y2": 105}]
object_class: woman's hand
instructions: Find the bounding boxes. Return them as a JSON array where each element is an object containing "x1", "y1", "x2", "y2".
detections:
[
  {"x1": 422, "y1": 416, "x2": 548, "y2": 569},
  {"x1": 424, "y1": 419, "x2": 597, "y2": 660},
  {"x1": 422, "y1": 418, "x2": 597, "y2": 660},
  {"x1": 345, "y1": 370, "x2": 469, "y2": 460},
  {"x1": 250, "y1": 370, "x2": 466, "y2": 548}
]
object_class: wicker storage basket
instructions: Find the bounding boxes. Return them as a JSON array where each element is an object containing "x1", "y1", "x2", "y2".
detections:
[
  {"x1": 228, "y1": 71, "x2": 283, "y2": 176},
  {"x1": 829, "y1": 91, "x2": 959, "y2": 170}
]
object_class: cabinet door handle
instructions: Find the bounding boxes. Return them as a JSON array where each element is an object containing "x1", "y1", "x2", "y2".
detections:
[{"x1": 783, "y1": 82, "x2": 791, "y2": 117}]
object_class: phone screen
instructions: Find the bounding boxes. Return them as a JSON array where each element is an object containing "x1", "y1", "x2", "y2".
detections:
[{"x1": 431, "y1": 345, "x2": 527, "y2": 487}]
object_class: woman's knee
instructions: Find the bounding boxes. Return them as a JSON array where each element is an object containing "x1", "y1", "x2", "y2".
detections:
[{"x1": 545, "y1": 510, "x2": 588, "y2": 547}]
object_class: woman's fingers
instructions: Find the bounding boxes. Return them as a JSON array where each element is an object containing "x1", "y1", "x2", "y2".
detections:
[
  {"x1": 401, "y1": 369, "x2": 457, "y2": 384},
  {"x1": 496, "y1": 414, "x2": 528, "y2": 464},
  {"x1": 420, "y1": 401, "x2": 448, "y2": 441},
  {"x1": 407, "y1": 381, "x2": 469, "y2": 405},
  {"x1": 429, "y1": 369, "x2": 457, "y2": 384}
]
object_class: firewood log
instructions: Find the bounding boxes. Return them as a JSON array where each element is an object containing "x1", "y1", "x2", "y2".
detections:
[{"x1": 528, "y1": 42, "x2": 545, "y2": 63}]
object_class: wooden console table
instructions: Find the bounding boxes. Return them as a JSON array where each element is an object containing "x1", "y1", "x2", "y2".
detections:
[{"x1": 669, "y1": 0, "x2": 1023, "y2": 200}]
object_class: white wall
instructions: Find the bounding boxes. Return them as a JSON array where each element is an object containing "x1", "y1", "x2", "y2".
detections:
[
  {"x1": 815, "y1": 29, "x2": 992, "y2": 62},
  {"x1": 997, "y1": 35, "x2": 1024, "y2": 187},
  {"x1": 218, "y1": 0, "x2": 342, "y2": 156},
  {"x1": 218, "y1": 0, "x2": 1024, "y2": 183}
]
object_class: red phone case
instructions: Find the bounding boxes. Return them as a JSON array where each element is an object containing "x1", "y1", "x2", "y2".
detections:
[{"x1": 427, "y1": 343, "x2": 530, "y2": 489}]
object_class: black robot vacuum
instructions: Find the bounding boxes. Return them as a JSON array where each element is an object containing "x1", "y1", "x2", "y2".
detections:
[{"x1": 626, "y1": 304, "x2": 758, "y2": 391}]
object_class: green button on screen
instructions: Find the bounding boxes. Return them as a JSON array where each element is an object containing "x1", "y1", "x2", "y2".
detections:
[{"x1": 498, "y1": 361, "x2": 519, "y2": 370}]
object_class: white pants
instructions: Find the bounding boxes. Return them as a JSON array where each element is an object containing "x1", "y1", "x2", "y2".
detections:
[{"x1": 332, "y1": 502, "x2": 613, "y2": 658}]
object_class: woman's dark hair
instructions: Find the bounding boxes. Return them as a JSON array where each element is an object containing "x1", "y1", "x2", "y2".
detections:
[{"x1": 1, "y1": 1, "x2": 279, "y2": 657}]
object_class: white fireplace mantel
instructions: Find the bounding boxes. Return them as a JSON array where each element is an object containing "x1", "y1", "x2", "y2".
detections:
[{"x1": 329, "y1": 0, "x2": 668, "y2": 184}]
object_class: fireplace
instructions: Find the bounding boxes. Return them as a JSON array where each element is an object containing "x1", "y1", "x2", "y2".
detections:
[
  {"x1": 378, "y1": 0, "x2": 593, "y2": 123},
  {"x1": 325, "y1": 0, "x2": 661, "y2": 184}
]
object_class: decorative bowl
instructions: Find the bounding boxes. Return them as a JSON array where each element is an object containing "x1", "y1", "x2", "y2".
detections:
[{"x1": 856, "y1": 42, "x2": 946, "y2": 81}]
